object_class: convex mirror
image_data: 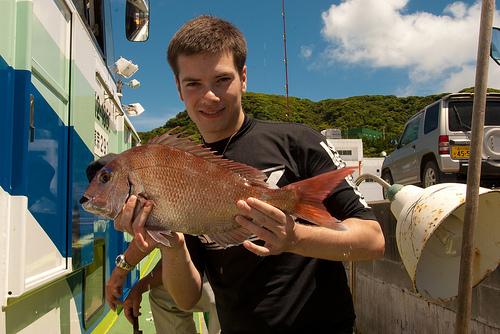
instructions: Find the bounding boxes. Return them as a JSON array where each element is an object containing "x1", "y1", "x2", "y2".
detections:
[
  {"x1": 125, "y1": 0, "x2": 150, "y2": 42},
  {"x1": 491, "y1": 27, "x2": 500, "y2": 65}
]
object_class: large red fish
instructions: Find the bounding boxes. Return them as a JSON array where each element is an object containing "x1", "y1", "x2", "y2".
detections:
[{"x1": 80, "y1": 132, "x2": 354, "y2": 247}]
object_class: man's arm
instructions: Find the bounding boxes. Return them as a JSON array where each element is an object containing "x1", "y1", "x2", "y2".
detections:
[
  {"x1": 159, "y1": 238, "x2": 203, "y2": 311},
  {"x1": 106, "y1": 240, "x2": 152, "y2": 310},
  {"x1": 129, "y1": 206, "x2": 204, "y2": 311},
  {"x1": 292, "y1": 217, "x2": 384, "y2": 261},
  {"x1": 235, "y1": 197, "x2": 385, "y2": 261},
  {"x1": 123, "y1": 262, "x2": 163, "y2": 323}
]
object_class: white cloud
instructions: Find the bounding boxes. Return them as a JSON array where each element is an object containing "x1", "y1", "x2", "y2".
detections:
[
  {"x1": 320, "y1": 0, "x2": 500, "y2": 94},
  {"x1": 442, "y1": 59, "x2": 500, "y2": 92},
  {"x1": 444, "y1": 2, "x2": 468, "y2": 18},
  {"x1": 300, "y1": 45, "x2": 313, "y2": 59}
]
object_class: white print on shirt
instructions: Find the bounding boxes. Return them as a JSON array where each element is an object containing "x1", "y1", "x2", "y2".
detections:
[
  {"x1": 261, "y1": 165, "x2": 285, "y2": 189},
  {"x1": 319, "y1": 141, "x2": 369, "y2": 209},
  {"x1": 320, "y1": 141, "x2": 346, "y2": 169}
]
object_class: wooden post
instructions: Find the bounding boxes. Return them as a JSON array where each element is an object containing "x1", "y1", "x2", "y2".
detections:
[{"x1": 455, "y1": 1, "x2": 494, "y2": 333}]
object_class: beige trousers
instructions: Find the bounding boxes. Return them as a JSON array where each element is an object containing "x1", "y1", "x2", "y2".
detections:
[{"x1": 149, "y1": 281, "x2": 220, "y2": 334}]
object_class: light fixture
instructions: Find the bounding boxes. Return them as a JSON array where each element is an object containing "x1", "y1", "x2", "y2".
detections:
[
  {"x1": 355, "y1": 174, "x2": 500, "y2": 301},
  {"x1": 123, "y1": 103, "x2": 144, "y2": 116},
  {"x1": 387, "y1": 183, "x2": 500, "y2": 301},
  {"x1": 115, "y1": 57, "x2": 139, "y2": 78},
  {"x1": 127, "y1": 79, "x2": 141, "y2": 88}
]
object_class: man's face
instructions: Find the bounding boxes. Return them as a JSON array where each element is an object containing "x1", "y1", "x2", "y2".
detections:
[{"x1": 175, "y1": 52, "x2": 247, "y2": 143}]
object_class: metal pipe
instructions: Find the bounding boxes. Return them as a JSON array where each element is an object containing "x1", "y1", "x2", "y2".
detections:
[
  {"x1": 455, "y1": 1, "x2": 495, "y2": 333},
  {"x1": 354, "y1": 173, "x2": 391, "y2": 189}
]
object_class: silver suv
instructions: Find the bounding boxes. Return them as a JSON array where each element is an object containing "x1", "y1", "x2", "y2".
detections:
[{"x1": 381, "y1": 93, "x2": 500, "y2": 188}]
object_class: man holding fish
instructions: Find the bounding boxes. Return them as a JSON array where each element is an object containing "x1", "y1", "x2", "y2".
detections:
[{"x1": 83, "y1": 15, "x2": 385, "y2": 333}]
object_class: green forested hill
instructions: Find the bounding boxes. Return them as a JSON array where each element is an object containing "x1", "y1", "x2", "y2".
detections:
[{"x1": 137, "y1": 89, "x2": 495, "y2": 157}]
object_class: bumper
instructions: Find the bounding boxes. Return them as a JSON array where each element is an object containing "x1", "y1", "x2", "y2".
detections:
[{"x1": 457, "y1": 160, "x2": 500, "y2": 179}]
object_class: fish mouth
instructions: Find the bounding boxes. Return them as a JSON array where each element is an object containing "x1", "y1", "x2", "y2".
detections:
[
  {"x1": 79, "y1": 195, "x2": 91, "y2": 205},
  {"x1": 80, "y1": 196, "x2": 115, "y2": 219}
]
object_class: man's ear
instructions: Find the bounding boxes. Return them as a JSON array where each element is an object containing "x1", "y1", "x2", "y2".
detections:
[
  {"x1": 241, "y1": 65, "x2": 247, "y2": 92},
  {"x1": 175, "y1": 76, "x2": 184, "y2": 101}
]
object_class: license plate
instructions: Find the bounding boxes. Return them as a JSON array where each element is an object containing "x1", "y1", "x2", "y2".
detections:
[{"x1": 451, "y1": 145, "x2": 470, "y2": 159}]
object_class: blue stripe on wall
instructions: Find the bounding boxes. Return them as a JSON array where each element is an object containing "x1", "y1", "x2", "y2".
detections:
[
  {"x1": 26, "y1": 80, "x2": 69, "y2": 256},
  {"x1": 11, "y1": 64, "x2": 31, "y2": 197}
]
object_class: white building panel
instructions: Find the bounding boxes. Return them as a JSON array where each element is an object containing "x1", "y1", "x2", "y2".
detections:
[
  {"x1": 327, "y1": 139, "x2": 363, "y2": 162},
  {"x1": 359, "y1": 158, "x2": 385, "y2": 202},
  {"x1": 0, "y1": 187, "x2": 69, "y2": 305},
  {"x1": 33, "y1": 0, "x2": 71, "y2": 58}
]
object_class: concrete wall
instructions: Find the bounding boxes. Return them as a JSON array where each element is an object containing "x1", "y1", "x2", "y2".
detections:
[{"x1": 352, "y1": 201, "x2": 500, "y2": 333}]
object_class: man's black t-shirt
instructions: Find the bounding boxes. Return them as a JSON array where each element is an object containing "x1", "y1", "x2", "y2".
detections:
[{"x1": 185, "y1": 115, "x2": 376, "y2": 334}]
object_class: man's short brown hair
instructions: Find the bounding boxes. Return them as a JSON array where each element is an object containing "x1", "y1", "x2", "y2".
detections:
[{"x1": 167, "y1": 15, "x2": 247, "y2": 78}]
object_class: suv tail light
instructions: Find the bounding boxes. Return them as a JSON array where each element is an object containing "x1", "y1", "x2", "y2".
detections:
[{"x1": 438, "y1": 135, "x2": 449, "y2": 154}]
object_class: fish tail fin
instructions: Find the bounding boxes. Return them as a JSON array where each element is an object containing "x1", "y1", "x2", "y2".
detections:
[{"x1": 283, "y1": 167, "x2": 355, "y2": 225}]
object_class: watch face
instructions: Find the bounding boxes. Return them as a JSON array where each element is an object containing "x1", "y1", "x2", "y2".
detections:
[{"x1": 115, "y1": 254, "x2": 132, "y2": 271}]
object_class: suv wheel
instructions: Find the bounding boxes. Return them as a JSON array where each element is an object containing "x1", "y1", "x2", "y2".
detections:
[
  {"x1": 381, "y1": 170, "x2": 393, "y2": 199},
  {"x1": 422, "y1": 160, "x2": 440, "y2": 188}
]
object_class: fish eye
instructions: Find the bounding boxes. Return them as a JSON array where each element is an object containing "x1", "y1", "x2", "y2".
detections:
[{"x1": 99, "y1": 171, "x2": 111, "y2": 184}]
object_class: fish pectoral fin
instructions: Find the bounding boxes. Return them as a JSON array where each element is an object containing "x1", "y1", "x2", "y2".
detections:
[
  {"x1": 206, "y1": 227, "x2": 253, "y2": 248},
  {"x1": 147, "y1": 230, "x2": 173, "y2": 247}
]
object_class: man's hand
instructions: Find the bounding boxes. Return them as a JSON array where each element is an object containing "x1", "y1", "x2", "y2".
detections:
[
  {"x1": 106, "y1": 267, "x2": 128, "y2": 311},
  {"x1": 235, "y1": 197, "x2": 298, "y2": 256},
  {"x1": 123, "y1": 281, "x2": 146, "y2": 324},
  {"x1": 112, "y1": 195, "x2": 159, "y2": 252},
  {"x1": 131, "y1": 202, "x2": 185, "y2": 251},
  {"x1": 113, "y1": 195, "x2": 149, "y2": 235},
  {"x1": 114, "y1": 195, "x2": 185, "y2": 251}
]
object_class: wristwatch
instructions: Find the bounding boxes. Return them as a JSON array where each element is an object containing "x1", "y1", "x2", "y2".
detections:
[{"x1": 115, "y1": 254, "x2": 134, "y2": 271}]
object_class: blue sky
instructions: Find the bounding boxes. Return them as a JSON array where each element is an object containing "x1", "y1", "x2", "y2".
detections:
[{"x1": 111, "y1": 0, "x2": 500, "y2": 132}]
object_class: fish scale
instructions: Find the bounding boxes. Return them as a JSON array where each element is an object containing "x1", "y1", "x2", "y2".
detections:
[{"x1": 128, "y1": 155, "x2": 265, "y2": 234}]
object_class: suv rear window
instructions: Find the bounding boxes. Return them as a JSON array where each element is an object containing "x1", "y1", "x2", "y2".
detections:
[{"x1": 448, "y1": 100, "x2": 500, "y2": 131}]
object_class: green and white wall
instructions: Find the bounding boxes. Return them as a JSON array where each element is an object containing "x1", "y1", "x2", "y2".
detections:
[{"x1": 1, "y1": 0, "x2": 141, "y2": 332}]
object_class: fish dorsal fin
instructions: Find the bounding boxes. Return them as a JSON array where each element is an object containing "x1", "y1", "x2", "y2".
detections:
[{"x1": 149, "y1": 130, "x2": 268, "y2": 187}]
